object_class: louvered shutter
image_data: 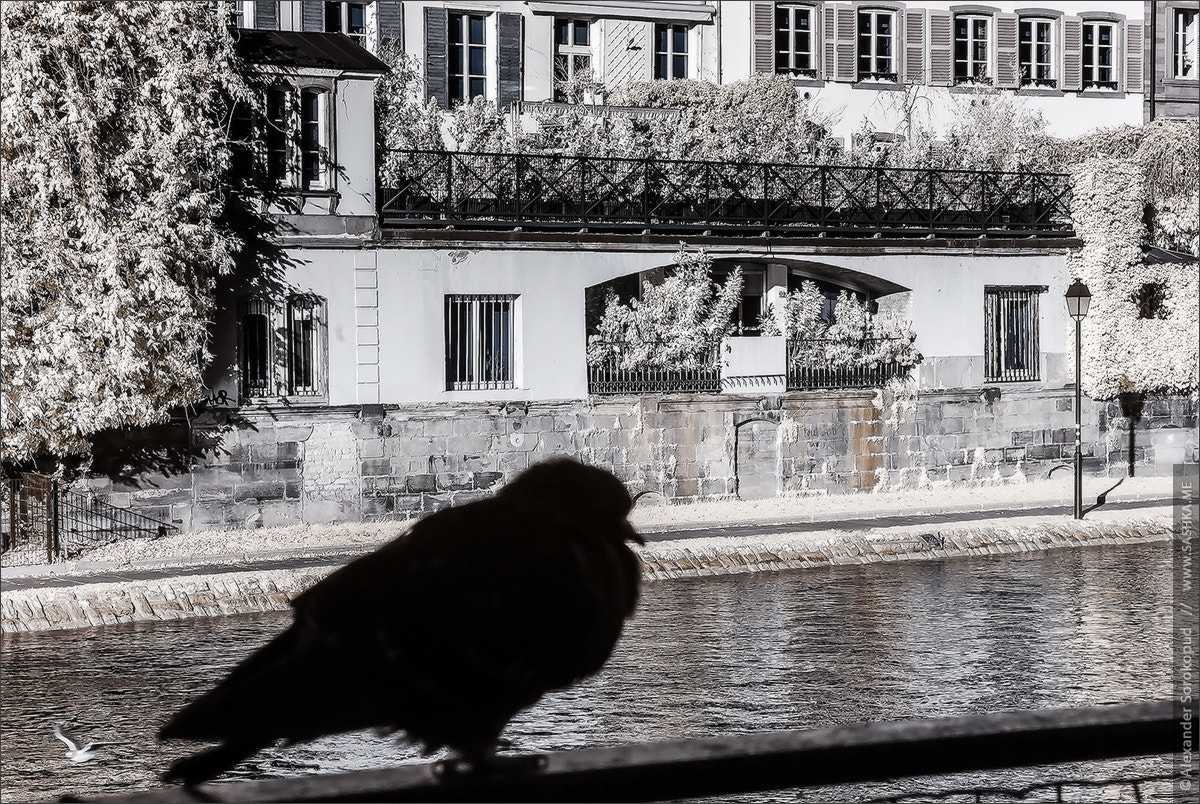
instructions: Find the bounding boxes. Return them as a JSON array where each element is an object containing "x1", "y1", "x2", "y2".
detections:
[
  {"x1": 824, "y1": 5, "x2": 836, "y2": 79},
  {"x1": 255, "y1": 0, "x2": 278, "y2": 30},
  {"x1": 995, "y1": 13, "x2": 1019, "y2": 87},
  {"x1": 1125, "y1": 22, "x2": 1144, "y2": 93},
  {"x1": 905, "y1": 9, "x2": 925, "y2": 84},
  {"x1": 497, "y1": 12, "x2": 523, "y2": 110},
  {"x1": 1062, "y1": 17, "x2": 1082, "y2": 91},
  {"x1": 378, "y1": 1, "x2": 403, "y2": 44},
  {"x1": 425, "y1": 7, "x2": 449, "y2": 107},
  {"x1": 302, "y1": 0, "x2": 323, "y2": 32},
  {"x1": 752, "y1": 2, "x2": 774, "y2": 74},
  {"x1": 927, "y1": 9, "x2": 952, "y2": 86},
  {"x1": 834, "y1": 5, "x2": 857, "y2": 82}
]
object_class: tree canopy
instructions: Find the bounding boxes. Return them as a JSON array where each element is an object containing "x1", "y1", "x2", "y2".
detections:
[{"x1": 1, "y1": 1, "x2": 254, "y2": 469}]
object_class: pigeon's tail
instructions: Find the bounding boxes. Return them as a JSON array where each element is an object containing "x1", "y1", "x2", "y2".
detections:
[{"x1": 162, "y1": 741, "x2": 267, "y2": 786}]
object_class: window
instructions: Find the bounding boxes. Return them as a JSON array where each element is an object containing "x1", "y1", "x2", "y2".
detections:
[
  {"x1": 1019, "y1": 18, "x2": 1055, "y2": 86},
  {"x1": 1175, "y1": 8, "x2": 1198, "y2": 79},
  {"x1": 445, "y1": 295, "x2": 517, "y2": 391},
  {"x1": 857, "y1": 9, "x2": 896, "y2": 81},
  {"x1": 1133, "y1": 283, "x2": 1169, "y2": 319},
  {"x1": 324, "y1": 2, "x2": 367, "y2": 47},
  {"x1": 984, "y1": 287, "x2": 1042, "y2": 382},
  {"x1": 654, "y1": 23, "x2": 689, "y2": 79},
  {"x1": 1082, "y1": 21, "x2": 1116, "y2": 89},
  {"x1": 239, "y1": 296, "x2": 328, "y2": 400},
  {"x1": 261, "y1": 85, "x2": 331, "y2": 190},
  {"x1": 224, "y1": 1, "x2": 247, "y2": 28},
  {"x1": 955, "y1": 15, "x2": 990, "y2": 83},
  {"x1": 450, "y1": 12, "x2": 487, "y2": 102},
  {"x1": 553, "y1": 18, "x2": 592, "y2": 101},
  {"x1": 775, "y1": 4, "x2": 816, "y2": 78}
]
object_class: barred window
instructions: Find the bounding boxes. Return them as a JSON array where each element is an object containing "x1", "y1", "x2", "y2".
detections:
[
  {"x1": 239, "y1": 295, "x2": 328, "y2": 401},
  {"x1": 287, "y1": 296, "x2": 327, "y2": 397},
  {"x1": 984, "y1": 286, "x2": 1043, "y2": 383},
  {"x1": 445, "y1": 295, "x2": 517, "y2": 391},
  {"x1": 776, "y1": 5, "x2": 816, "y2": 78},
  {"x1": 240, "y1": 299, "x2": 272, "y2": 398}
]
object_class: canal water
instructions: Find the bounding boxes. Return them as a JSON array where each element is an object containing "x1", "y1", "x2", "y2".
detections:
[{"x1": 0, "y1": 541, "x2": 1179, "y2": 803}]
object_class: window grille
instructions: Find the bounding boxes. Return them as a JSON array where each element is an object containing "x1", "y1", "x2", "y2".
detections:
[
  {"x1": 776, "y1": 5, "x2": 816, "y2": 77},
  {"x1": 287, "y1": 295, "x2": 326, "y2": 397},
  {"x1": 445, "y1": 294, "x2": 517, "y2": 391},
  {"x1": 1175, "y1": 8, "x2": 1198, "y2": 79},
  {"x1": 553, "y1": 18, "x2": 592, "y2": 101},
  {"x1": 654, "y1": 24, "x2": 689, "y2": 79},
  {"x1": 954, "y1": 15, "x2": 990, "y2": 82},
  {"x1": 984, "y1": 286, "x2": 1043, "y2": 383},
  {"x1": 241, "y1": 299, "x2": 273, "y2": 398},
  {"x1": 450, "y1": 12, "x2": 487, "y2": 102},
  {"x1": 1082, "y1": 22, "x2": 1116, "y2": 88},
  {"x1": 1019, "y1": 18, "x2": 1055, "y2": 85},
  {"x1": 857, "y1": 10, "x2": 896, "y2": 81}
]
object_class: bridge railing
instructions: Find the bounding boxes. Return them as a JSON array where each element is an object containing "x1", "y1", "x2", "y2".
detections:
[
  {"x1": 82, "y1": 700, "x2": 1192, "y2": 803},
  {"x1": 379, "y1": 150, "x2": 1074, "y2": 238}
]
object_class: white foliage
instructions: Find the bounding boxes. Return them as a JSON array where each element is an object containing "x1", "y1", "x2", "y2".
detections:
[{"x1": 1, "y1": 1, "x2": 252, "y2": 465}]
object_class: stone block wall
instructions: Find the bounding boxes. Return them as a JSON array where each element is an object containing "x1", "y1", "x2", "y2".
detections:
[{"x1": 83, "y1": 390, "x2": 1197, "y2": 532}]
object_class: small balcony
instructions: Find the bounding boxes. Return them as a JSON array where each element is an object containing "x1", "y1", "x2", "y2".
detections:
[
  {"x1": 586, "y1": 338, "x2": 913, "y2": 395},
  {"x1": 379, "y1": 150, "x2": 1074, "y2": 239}
]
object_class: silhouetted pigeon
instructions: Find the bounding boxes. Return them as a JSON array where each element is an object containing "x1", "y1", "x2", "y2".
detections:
[{"x1": 158, "y1": 457, "x2": 643, "y2": 785}]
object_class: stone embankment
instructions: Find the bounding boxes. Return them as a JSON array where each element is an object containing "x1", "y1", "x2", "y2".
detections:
[{"x1": 0, "y1": 516, "x2": 1173, "y2": 634}]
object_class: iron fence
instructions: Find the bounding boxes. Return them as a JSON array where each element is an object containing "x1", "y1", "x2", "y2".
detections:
[
  {"x1": 1, "y1": 474, "x2": 175, "y2": 567},
  {"x1": 379, "y1": 150, "x2": 1074, "y2": 238},
  {"x1": 787, "y1": 338, "x2": 912, "y2": 390}
]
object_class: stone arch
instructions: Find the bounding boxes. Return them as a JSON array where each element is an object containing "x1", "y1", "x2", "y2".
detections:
[{"x1": 734, "y1": 417, "x2": 779, "y2": 500}]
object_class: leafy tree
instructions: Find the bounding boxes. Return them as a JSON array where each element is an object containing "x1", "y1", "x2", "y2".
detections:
[
  {"x1": 1, "y1": 1, "x2": 256, "y2": 470},
  {"x1": 587, "y1": 246, "x2": 742, "y2": 369},
  {"x1": 375, "y1": 37, "x2": 444, "y2": 188}
]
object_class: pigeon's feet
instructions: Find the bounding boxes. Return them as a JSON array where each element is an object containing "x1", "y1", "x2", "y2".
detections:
[{"x1": 434, "y1": 752, "x2": 547, "y2": 779}]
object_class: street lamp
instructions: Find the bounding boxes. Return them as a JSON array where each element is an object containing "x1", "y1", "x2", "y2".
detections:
[{"x1": 1065, "y1": 280, "x2": 1091, "y2": 519}]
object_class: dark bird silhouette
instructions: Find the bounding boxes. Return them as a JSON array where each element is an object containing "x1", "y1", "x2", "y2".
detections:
[{"x1": 158, "y1": 457, "x2": 643, "y2": 786}]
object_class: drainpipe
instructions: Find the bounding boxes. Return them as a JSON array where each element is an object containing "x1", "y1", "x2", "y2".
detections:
[
  {"x1": 1148, "y1": 1, "x2": 1157, "y2": 122},
  {"x1": 715, "y1": 1, "x2": 722, "y2": 85}
]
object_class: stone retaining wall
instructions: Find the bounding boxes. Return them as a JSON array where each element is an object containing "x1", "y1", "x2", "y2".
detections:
[
  {"x1": 80, "y1": 390, "x2": 1198, "y2": 533},
  {"x1": 0, "y1": 519, "x2": 1174, "y2": 634}
]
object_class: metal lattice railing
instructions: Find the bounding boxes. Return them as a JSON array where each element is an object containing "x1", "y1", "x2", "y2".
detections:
[
  {"x1": 787, "y1": 338, "x2": 912, "y2": 390},
  {"x1": 1, "y1": 474, "x2": 175, "y2": 567},
  {"x1": 379, "y1": 150, "x2": 1074, "y2": 238},
  {"x1": 587, "y1": 343, "x2": 722, "y2": 395}
]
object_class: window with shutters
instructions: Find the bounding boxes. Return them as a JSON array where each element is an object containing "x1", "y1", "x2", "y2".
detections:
[
  {"x1": 240, "y1": 295, "x2": 329, "y2": 400},
  {"x1": 954, "y1": 14, "x2": 991, "y2": 83},
  {"x1": 857, "y1": 9, "x2": 896, "y2": 81},
  {"x1": 984, "y1": 287, "x2": 1042, "y2": 383},
  {"x1": 449, "y1": 12, "x2": 488, "y2": 102},
  {"x1": 445, "y1": 295, "x2": 517, "y2": 391},
  {"x1": 1019, "y1": 18, "x2": 1056, "y2": 86},
  {"x1": 553, "y1": 18, "x2": 593, "y2": 101},
  {"x1": 324, "y1": 2, "x2": 367, "y2": 47},
  {"x1": 1081, "y1": 21, "x2": 1117, "y2": 89},
  {"x1": 1174, "y1": 8, "x2": 1198, "y2": 79},
  {"x1": 654, "y1": 23, "x2": 689, "y2": 79},
  {"x1": 775, "y1": 4, "x2": 817, "y2": 78}
]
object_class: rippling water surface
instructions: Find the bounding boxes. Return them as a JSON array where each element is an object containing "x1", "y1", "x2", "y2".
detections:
[{"x1": 0, "y1": 541, "x2": 1178, "y2": 803}]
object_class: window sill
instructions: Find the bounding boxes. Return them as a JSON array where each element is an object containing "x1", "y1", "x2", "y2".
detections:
[
  {"x1": 1017, "y1": 87, "x2": 1065, "y2": 97},
  {"x1": 240, "y1": 396, "x2": 330, "y2": 408},
  {"x1": 851, "y1": 79, "x2": 905, "y2": 91},
  {"x1": 1077, "y1": 89, "x2": 1127, "y2": 99},
  {"x1": 781, "y1": 75, "x2": 825, "y2": 88}
]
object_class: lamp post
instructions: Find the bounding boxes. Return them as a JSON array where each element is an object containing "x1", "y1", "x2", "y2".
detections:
[{"x1": 1065, "y1": 280, "x2": 1092, "y2": 520}]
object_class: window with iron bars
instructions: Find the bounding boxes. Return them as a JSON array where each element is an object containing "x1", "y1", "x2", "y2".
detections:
[
  {"x1": 775, "y1": 4, "x2": 817, "y2": 78},
  {"x1": 984, "y1": 286, "x2": 1043, "y2": 383},
  {"x1": 445, "y1": 295, "x2": 517, "y2": 391},
  {"x1": 239, "y1": 295, "x2": 328, "y2": 400}
]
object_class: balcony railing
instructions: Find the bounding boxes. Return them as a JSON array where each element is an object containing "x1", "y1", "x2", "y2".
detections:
[
  {"x1": 379, "y1": 150, "x2": 1074, "y2": 238},
  {"x1": 587, "y1": 339, "x2": 912, "y2": 395}
]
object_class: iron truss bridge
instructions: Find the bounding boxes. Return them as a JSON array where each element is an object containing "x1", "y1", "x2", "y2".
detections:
[{"x1": 379, "y1": 150, "x2": 1075, "y2": 239}]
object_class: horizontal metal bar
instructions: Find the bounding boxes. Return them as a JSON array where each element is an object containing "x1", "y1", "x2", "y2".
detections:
[{"x1": 79, "y1": 700, "x2": 1190, "y2": 803}]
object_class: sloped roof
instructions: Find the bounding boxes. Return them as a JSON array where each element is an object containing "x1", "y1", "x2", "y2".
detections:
[
  {"x1": 1142, "y1": 246, "x2": 1197, "y2": 265},
  {"x1": 234, "y1": 30, "x2": 389, "y2": 74}
]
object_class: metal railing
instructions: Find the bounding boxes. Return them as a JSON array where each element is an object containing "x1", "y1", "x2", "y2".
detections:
[
  {"x1": 82, "y1": 700, "x2": 1192, "y2": 803},
  {"x1": 1, "y1": 474, "x2": 175, "y2": 567},
  {"x1": 379, "y1": 150, "x2": 1074, "y2": 238},
  {"x1": 787, "y1": 338, "x2": 912, "y2": 390},
  {"x1": 587, "y1": 343, "x2": 722, "y2": 395}
]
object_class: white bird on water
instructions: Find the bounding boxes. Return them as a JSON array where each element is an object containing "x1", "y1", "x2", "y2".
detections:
[{"x1": 53, "y1": 725, "x2": 109, "y2": 763}]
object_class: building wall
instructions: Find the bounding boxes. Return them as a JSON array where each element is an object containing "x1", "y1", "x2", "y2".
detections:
[{"x1": 1145, "y1": 0, "x2": 1200, "y2": 121}]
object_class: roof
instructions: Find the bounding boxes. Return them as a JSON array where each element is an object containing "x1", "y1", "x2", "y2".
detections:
[
  {"x1": 1141, "y1": 246, "x2": 1198, "y2": 265},
  {"x1": 234, "y1": 30, "x2": 389, "y2": 74}
]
